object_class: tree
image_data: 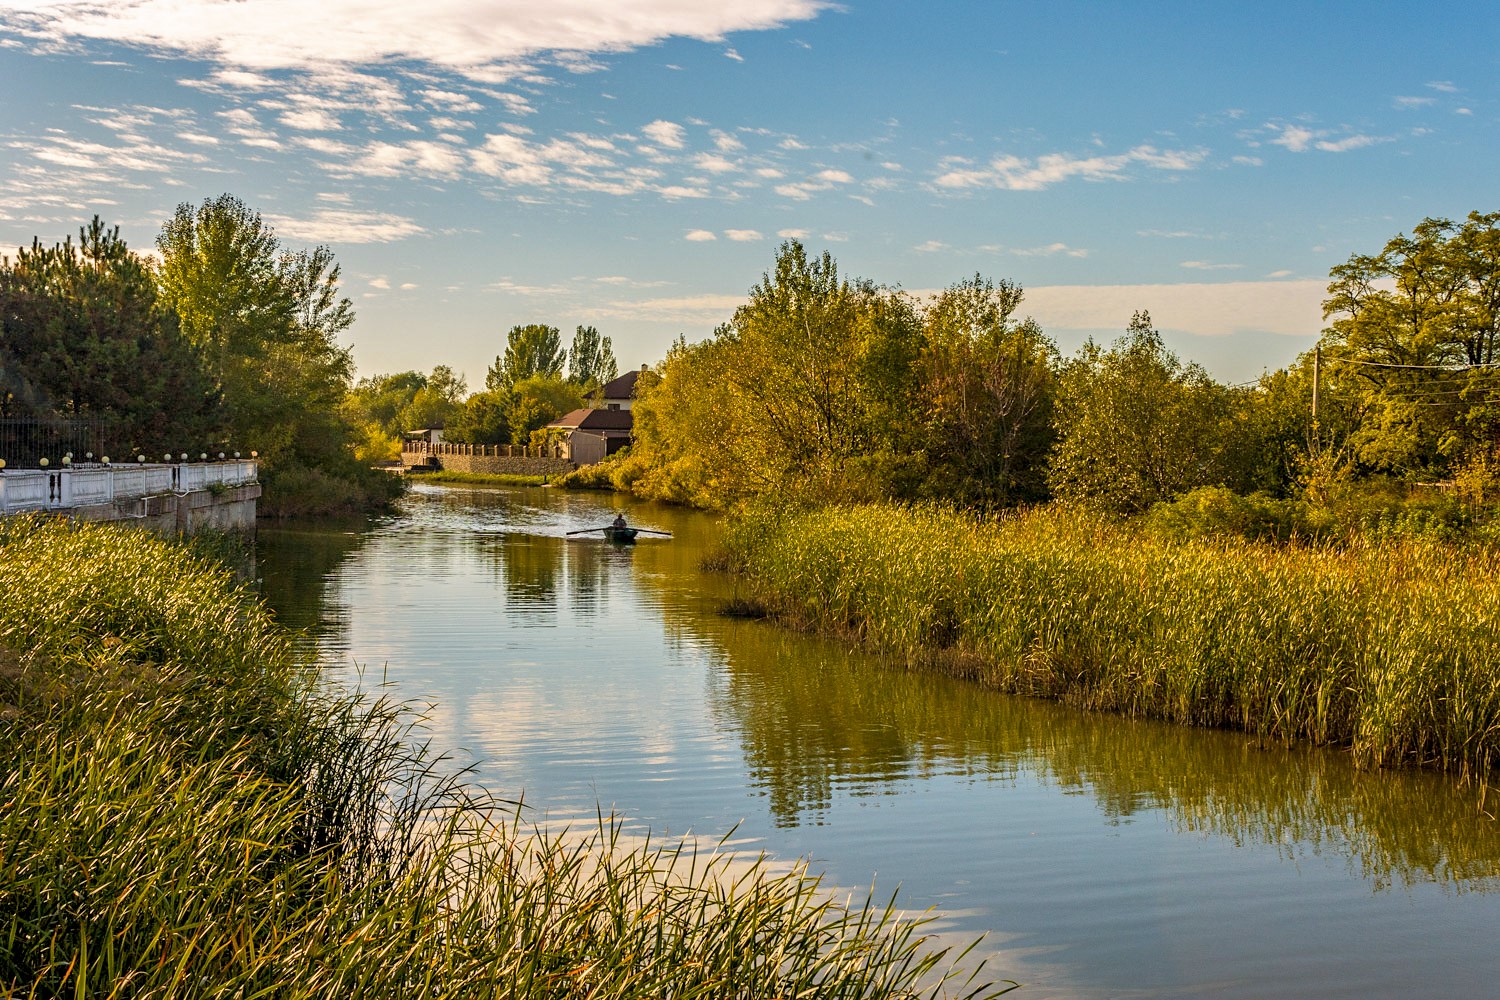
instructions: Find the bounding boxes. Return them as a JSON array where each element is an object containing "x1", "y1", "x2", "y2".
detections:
[
  {"x1": 156, "y1": 194, "x2": 396, "y2": 514},
  {"x1": 0, "y1": 217, "x2": 222, "y2": 454},
  {"x1": 918, "y1": 275, "x2": 1057, "y2": 505},
  {"x1": 567, "y1": 325, "x2": 618, "y2": 391},
  {"x1": 504, "y1": 374, "x2": 583, "y2": 445},
  {"x1": 1049, "y1": 311, "x2": 1235, "y2": 512},
  {"x1": 1322, "y1": 211, "x2": 1500, "y2": 479},
  {"x1": 487, "y1": 324, "x2": 564, "y2": 392},
  {"x1": 444, "y1": 391, "x2": 511, "y2": 445}
]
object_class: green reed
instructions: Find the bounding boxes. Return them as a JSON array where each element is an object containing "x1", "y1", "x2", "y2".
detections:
[
  {"x1": 723, "y1": 502, "x2": 1500, "y2": 782},
  {"x1": 0, "y1": 515, "x2": 1009, "y2": 998}
]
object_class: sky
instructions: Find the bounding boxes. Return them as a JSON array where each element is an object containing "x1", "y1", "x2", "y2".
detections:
[{"x1": 1, "y1": 0, "x2": 1496, "y2": 388}]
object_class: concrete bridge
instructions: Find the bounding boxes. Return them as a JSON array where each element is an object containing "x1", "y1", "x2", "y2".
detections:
[{"x1": 0, "y1": 459, "x2": 260, "y2": 534}]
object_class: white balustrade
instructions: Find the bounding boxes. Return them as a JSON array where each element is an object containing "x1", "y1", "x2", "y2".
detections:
[
  {"x1": 0, "y1": 471, "x2": 51, "y2": 512},
  {"x1": 0, "y1": 461, "x2": 257, "y2": 515}
]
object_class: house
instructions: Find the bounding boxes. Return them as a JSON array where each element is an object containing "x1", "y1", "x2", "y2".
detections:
[
  {"x1": 592, "y1": 364, "x2": 649, "y2": 411},
  {"x1": 546, "y1": 407, "x2": 634, "y2": 465}
]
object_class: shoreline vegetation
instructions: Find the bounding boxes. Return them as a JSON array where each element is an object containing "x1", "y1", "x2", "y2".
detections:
[
  {"x1": 406, "y1": 468, "x2": 551, "y2": 488},
  {"x1": 0, "y1": 515, "x2": 1010, "y2": 998},
  {"x1": 717, "y1": 502, "x2": 1500, "y2": 789}
]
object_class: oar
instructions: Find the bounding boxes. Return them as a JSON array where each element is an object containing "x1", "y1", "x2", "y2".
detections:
[
  {"x1": 566, "y1": 525, "x2": 616, "y2": 535},
  {"x1": 633, "y1": 528, "x2": 673, "y2": 536}
]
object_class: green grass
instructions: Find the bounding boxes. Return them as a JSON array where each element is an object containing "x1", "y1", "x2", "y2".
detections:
[
  {"x1": 0, "y1": 514, "x2": 1009, "y2": 999},
  {"x1": 720, "y1": 502, "x2": 1500, "y2": 782},
  {"x1": 408, "y1": 469, "x2": 551, "y2": 487}
]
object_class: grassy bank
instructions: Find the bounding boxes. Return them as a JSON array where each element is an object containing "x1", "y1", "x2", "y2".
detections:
[
  {"x1": 0, "y1": 515, "x2": 1007, "y2": 998},
  {"x1": 721, "y1": 503, "x2": 1500, "y2": 782},
  {"x1": 408, "y1": 469, "x2": 550, "y2": 487}
]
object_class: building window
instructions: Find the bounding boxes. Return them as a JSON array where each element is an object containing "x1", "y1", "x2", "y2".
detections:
[{"x1": 607, "y1": 403, "x2": 620, "y2": 410}]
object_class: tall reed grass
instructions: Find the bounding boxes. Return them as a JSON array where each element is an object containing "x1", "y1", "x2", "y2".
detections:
[
  {"x1": 721, "y1": 503, "x2": 1500, "y2": 782},
  {"x1": 0, "y1": 515, "x2": 1009, "y2": 998}
]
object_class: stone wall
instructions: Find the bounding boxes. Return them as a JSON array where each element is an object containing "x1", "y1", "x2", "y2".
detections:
[{"x1": 70, "y1": 482, "x2": 262, "y2": 536}]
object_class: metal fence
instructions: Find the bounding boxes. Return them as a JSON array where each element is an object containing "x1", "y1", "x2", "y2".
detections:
[{"x1": 0, "y1": 417, "x2": 110, "y2": 467}]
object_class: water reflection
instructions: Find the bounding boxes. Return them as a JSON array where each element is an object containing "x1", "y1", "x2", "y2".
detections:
[
  {"x1": 257, "y1": 485, "x2": 1500, "y2": 899},
  {"x1": 705, "y1": 627, "x2": 1500, "y2": 889}
]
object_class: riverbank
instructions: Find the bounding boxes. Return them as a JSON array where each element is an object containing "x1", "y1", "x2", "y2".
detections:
[
  {"x1": 407, "y1": 468, "x2": 551, "y2": 487},
  {"x1": 721, "y1": 503, "x2": 1500, "y2": 784},
  {"x1": 0, "y1": 514, "x2": 1007, "y2": 998}
]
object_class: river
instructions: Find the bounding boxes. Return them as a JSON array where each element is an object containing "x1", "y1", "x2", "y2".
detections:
[{"x1": 256, "y1": 482, "x2": 1500, "y2": 999}]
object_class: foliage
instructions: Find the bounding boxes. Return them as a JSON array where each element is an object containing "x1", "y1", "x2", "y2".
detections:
[
  {"x1": 443, "y1": 389, "x2": 511, "y2": 445},
  {"x1": 722, "y1": 501, "x2": 1500, "y2": 781},
  {"x1": 1322, "y1": 211, "x2": 1500, "y2": 478},
  {"x1": 487, "y1": 323, "x2": 565, "y2": 392},
  {"x1": 918, "y1": 275, "x2": 1057, "y2": 505},
  {"x1": 1049, "y1": 311, "x2": 1238, "y2": 512},
  {"x1": 629, "y1": 242, "x2": 928, "y2": 506},
  {"x1": 0, "y1": 516, "x2": 1009, "y2": 1000},
  {"x1": 0, "y1": 217, "x2": 222, "y2": 451},
  {"x1": 505, "y1": 373, "x2": 584, "y2": 446},
  {"x1": 343, "y1": 366, "x2": 468, "y2": 461},
  {"x1": 567, "y1": 324, "x2": 618, "y2": 391},
  {"x1": 155, "y1": 194, "x2": 395, "y2": 513}
]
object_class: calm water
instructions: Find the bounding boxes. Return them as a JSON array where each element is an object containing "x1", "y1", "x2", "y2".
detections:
[{"x1": 257, "y1": 483, "x2": 1500, "y2": 999}]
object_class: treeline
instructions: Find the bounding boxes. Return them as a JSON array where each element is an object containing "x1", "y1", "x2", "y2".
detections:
[
  {"x1": 581, "y1": 213, "x2": 1500, "y2": 533},
  {"x1": 0, "y1": 196, "x2": 400, "y2": 516},
  {"x1": 343, "y1": 323, "x2": 619, "y2": 462}
]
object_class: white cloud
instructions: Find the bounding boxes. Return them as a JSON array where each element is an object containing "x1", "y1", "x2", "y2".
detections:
[
  {"x1": 934, "y1": 143, "x2": 1207, "y2": 191},
  {"x1": 1394, "y1": 95, "x2": 1436, "y2": 109},
  {"x1": 582, "y1": 293, "x2": 747, "y2": 324},
  {"x1": 642, "y1": 119, "x2": 687, "y2": 148},
  {"x1": 658, "y1": 184, "x2": 708, "y2": 199},
  {"x1": 421, "y1": 88, "x2": 483, "y2": 112},
  {"x1": 1314, "y1": 134, "x2": 1382, "y2": 153},
  {"x1": 1019, "y1": 279, "x2": 1327, "y2": 338},
  {"x1": 1269, "y1": 124, "x2": 1317, "y2": 152},
  {"x1": 280, "y1": 108, "x2": 341, "y2": 131},
  {"x1": 1012, "y1": 242, "x2": 1088, "y2": 258},
  {"x1": 914, "y1": 240, "x2": 948, "y2": 253},
  {"x1": 1180, "y1": 260, "x2": 1243, "y2": 271},
  {"x1": 685, "y1": 229, "x2": 717, "y2": 241},
  {"x1": 1456, "y1": 107, "x2": 1474, "y2": 116},
  {"x1": 724, "y1": 47, "x2": 744, "y2": 62},
  {"x1": 694, "y1": 153, "x2": 738, "y2": 173},
  {"x1": 1266, "y1": 269, "x2": 1293, "y2": 279},
  {"x1": 1427, "y1": 81, "x2": 1459, "y2": 93},
  {"x1": 777, "y1": 228, "x2": 808, "y2": 238},
  {"x1": 1267, "y1": 123, "x2": 1388, "y2": 154},
  {"x1": 814, "y1": 168, "x2": 852, "y2": 183},
  {"x1": 712, "y1": 130, "x2": 744, "y2": 151},
  {"x1": 6, "y1": 1, "x2": 833, "y2": 84},
  {"x1": 265, "y1": 208, "x2": 425, "y2": 243},
  {"x1": 724, "y1": 229, "x2": 761, "y2": 241},
  {"x1": 369, "y1": 277, "x2": 391, "y2": 289}
]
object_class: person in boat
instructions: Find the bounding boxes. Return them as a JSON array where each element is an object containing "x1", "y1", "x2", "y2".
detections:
[{"x1": 611, "y1": 513, "x2": 627, "y2": 530}]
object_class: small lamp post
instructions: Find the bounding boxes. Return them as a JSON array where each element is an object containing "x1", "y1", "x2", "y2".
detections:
[{"x1": 39, "y1": 457, "x2": 48, "y2": 468}]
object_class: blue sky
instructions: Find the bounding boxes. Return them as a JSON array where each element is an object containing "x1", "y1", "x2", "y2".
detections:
[{"x1": 1, "y1": 0, "x2": 1495, "y2": 386}]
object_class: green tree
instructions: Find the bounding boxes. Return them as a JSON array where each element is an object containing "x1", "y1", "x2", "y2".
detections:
[
  {"x1": 444, "y1": 390, "x2": 511, "y2": 445},
  {"x1": 0, "y1": 217, "x2": 222, "y2": 453},
  {"x1": 487, "y1": 324, "x2": 564, "y2": 392},
  {"x1": 1322, "y1": 211, "x2": 1500, "y2": 479},
  {"x1": 504, "y1": 374, "x2": 583, "y2": 445},
  {"x1": 156, "y1": 194, "x2": 396, "y2": 514},
  {"x1": 918, "y1": 275, "x2": 1057, "y2": 505},
  {"x1": 567, "y1": 325, "x2": 618, "y2": 391},
  {"x1": 1049, "y1": 311, "x2": 1235, "y2": 512}
]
